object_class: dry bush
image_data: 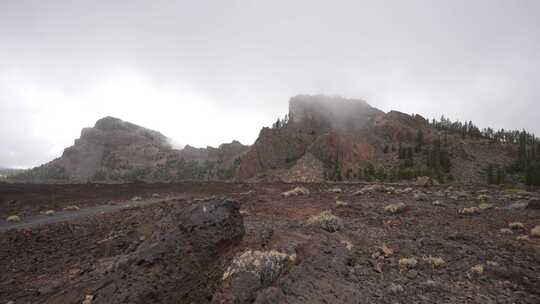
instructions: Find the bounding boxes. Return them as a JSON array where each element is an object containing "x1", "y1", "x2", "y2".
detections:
[
  {"x1": 281, "y1": 187, "x2": 310, "y2": 197},
  {"x1": 423, "y1": 256, "x2": 446, "y2": 269},
  {"x1": 384, "y1": 202, "x2": 407, "y2": 214},
  {"x1": 307, "y1": 211, "x2": 343, "y2": 232},
  {"x1": 64, "y1": 205, "x2": 80, "y2": 211},
  {"x1": 222, "y1": 250, "x2": 295, "y2": 286},
  {"x1": 508, "y1": 222, "x2": 525, "y2": 230},
  {"x1": 399, "y1": 257, "x2": 418, "y2": 269},
  {"x1": 531, "y1": 225, "x2": 540, "y2": 238},
  {"x1": 6, "y1": 215, "x2": 21, "y2": 223},
  {"x1": 499, "y1": 228, "x2": 513, "y2": 235},
  {"x1": 478, "y1": 203, "x2": 494, "y2": 210},
  {"x1": 459, "y1": 207, "x2": 480, "y2": 215}
]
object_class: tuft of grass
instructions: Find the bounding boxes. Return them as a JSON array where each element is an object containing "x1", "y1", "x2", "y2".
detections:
[
  {"x1": 307, "y1": 211, "x2": 344, "y2": 232},
  {"x1": 423, "y1": 256, "x2": 446, "y2": 269},
  {"x1": 222, "y1": 250, "x2": 295, "y2": 286},
  {"x1": 459, "y1": 207, "x2": 480, "y2": 215},
  {"x1": 499, "y1": 228, "x2": 513, "y2": 235},
  {"x1": 508, "y1": 222, "x2": 525, "y2": 230},
  {"x1": 398, "y1": 257, "x2": 418, "y2": 269},
  {"x1": 64, "y1": 205, "x2": 80, "y2": 211},
  {"x1": 281, "y1": 187, "x2": 310, "y2": 197},
  {"x1": 384, "y1": 202, "x2": 407, "y2": 214},
  {"x1": 516, "y1": 235, "x2": 530, "y2": 241},
  {"x1": 478, "y1": 203, "x2": 494, "y2": 210},
  {"x1": 531, "y1": 225, "x2": 540, "y2": 238},
  {"x1": 6, "y1": 215, "x2": 21, "y2": 223}
]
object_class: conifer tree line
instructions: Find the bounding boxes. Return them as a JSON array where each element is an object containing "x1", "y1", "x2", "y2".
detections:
[{"x1": 430, "y1": 115, "x2": 536, "y2": 144}]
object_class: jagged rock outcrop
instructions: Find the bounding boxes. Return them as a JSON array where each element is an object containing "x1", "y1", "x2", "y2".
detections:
[
  {"x1": 238, "y1": 94, "x2": 516, "y2": 183},
  {"x1": 12, "y1": 117, "x2": 249, "y2": 182},
  {"x1": 88, "y1": 198, "x2": 244, "y2": 303}
]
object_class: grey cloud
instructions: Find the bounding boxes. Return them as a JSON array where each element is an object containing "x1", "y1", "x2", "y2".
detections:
[{"x1": 1, "y1": 0, "x2": 539, "y2": 167}]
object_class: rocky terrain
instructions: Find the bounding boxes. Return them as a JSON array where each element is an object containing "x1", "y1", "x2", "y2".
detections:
[
  {"x1": 1, "y1": 181, "x2": 539, "y2": 303},
  {"x1": 11, "y1": 117, "x2": 249, "y2": 182},
  {"x1": 10, "y1": 95, "x2": 522, "y2": 184}
]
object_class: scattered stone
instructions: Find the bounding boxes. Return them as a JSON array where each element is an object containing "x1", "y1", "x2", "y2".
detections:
[
  {"x1": 281, "y1": 187, "x2": 310, "y2": 197},
  {"x1": 151, "y1": 193, "x2": 160, "y2": 198},
  {"x1": 399, "y1": 257, "x2": 418, "y2": 270},
  {"x1": 335, "y1": 200, "x2": 349, "y2": 206},
  {"x1": 530, "y1": 225, "x2": 540, "y2": 238},
  {"x1": 64, "y1": 205, "x2": 80, "y2": 211},
  {"x1": 389, "y1": 283, "x2": 404, "y2": 293},
  {"x1": 499, "y1": 228, "x2": 513, "y2": 235},
  {"x1": 508, "y1": 222, "x2": 525, "y2": 230},
  {"x1": 384, "y1": 202, "x2": 407, "y2": 214},
  {"x1": 406, "y1": 270, "x2": 419, "y2": 279},
  {"x1": 486, "y1": 260, "x2": 499, "y2": 267},
  {"x1": 526, "y1": 198, "x2": 540, "y2": 210},
  {"x1": 399, "y1": 187, "x2": 414, "y2": 194},
  {"x1": 131, "y1": 196, "x2": 142, "y2": 201},
  {"x1": 306, "y1": 211, "x2": 343, "y2": 232},
  {"x1": 6, "y1": 215, "x2": 21, "y2": 223},
  {"x1": 459, "y1": 207, "x2": 480, "y2": 215},
  {"x1": 414, "y1": 191, "x2": 429, "y2": 201}
]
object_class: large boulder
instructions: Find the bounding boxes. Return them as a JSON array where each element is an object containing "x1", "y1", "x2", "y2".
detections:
[{"x1": 91, "y1": 198, "x2": 245, "y2": 304}]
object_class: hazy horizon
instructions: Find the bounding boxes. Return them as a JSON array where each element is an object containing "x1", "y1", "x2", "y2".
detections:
[{"x1": 1, "y1": 0, "x2": 539, "y2": 168}]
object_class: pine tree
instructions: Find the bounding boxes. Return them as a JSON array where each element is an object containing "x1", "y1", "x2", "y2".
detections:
[
  {"x1": 486, "y1": 164, "x2": 494, "y2": 184},
  {"x1": 415, "y1": 129, "x2": 424, "y2": 152}
]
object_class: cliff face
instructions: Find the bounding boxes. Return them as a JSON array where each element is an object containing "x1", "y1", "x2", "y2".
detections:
[
  {"x1": 12, "y1": 95, "x2": 518, "y2": 183},
  {"x1": 13, "y1": 117, "x2": 249, "y2": 182},
  {"x1": 238, "y1": 95, "x2": 516, "y2": 183}
]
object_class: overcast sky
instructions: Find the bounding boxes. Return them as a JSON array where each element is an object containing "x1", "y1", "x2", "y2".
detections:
[{"x1": 1, "y1": 0, "x2": 539, "y2": 168}]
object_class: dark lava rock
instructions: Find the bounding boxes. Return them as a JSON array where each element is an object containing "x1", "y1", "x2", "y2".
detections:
[
  {"x1": 91, "y1": 198, "x2": 245, "y2": 304},
  {"x1": 526, "y1": 198, "x2": 540, "y2": 210}
]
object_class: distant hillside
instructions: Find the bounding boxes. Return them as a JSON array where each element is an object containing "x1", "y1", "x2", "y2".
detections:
[
  {"x1": 238, "y1": 95, "x2": 524, "y2": 184},
  {"x1": 10, "y1": 117, "x2": 249, "y2": 183},
  {"x1": 10, "y1": 95, "x2": 539, "y2": 184}
]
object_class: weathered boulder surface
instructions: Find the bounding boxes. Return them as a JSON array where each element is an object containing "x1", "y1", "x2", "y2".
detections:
[{"x1": 91, "y1": 198, "x2": 245, "y2": 304}]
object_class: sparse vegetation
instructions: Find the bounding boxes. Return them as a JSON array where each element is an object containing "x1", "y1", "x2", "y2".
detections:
[
  {"x1": 281, "y1": 186, "x2": 310, "y2": 197},
  {"x1": 499, "y1": 228, "x2": 513, "y2": 235},
  {"x1": 423, "y1": 256, "x2": 446, "y2": 269},
  {"x1": 399, "y1": 257, "x2": 418, "y2": 269},
  {"x1": 306, "y1": 211, "x2": 344, "y2": 232},
  {"x1": 508, "y1": 222, "x2": 525, "y2": 230},
  {"x1": 384, "y1": 202, "x2": 407, "y2": 214},
  {"x1": 6, "y1": 215, "x2": 21, "y2": 222},
  {"x1": 531, "y1": 225, "x2": 540, "y2": 238},
  {"x1": 222, "y1": 250, "x2": 295, "y2": 286},
  {"x1": 459, "y1": 207, "x2": 480, "y2": 215}
]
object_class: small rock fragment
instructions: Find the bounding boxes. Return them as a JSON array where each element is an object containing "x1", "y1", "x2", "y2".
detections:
[
  {"x1": 131, "y1": 196, "x2": 142, "y2": 201},
  {"x1": 471, "y1": 264, "x2": 484, "y2": 275},
  {"x1": 44, "y1": 210, "x2": 56, "y2": 216},
  {"x1": 459, "y1": 207, "x2": 480, "y2": 215},
  {"x1": 399, "y1": 257, "x2": 418, "y2": 269}
]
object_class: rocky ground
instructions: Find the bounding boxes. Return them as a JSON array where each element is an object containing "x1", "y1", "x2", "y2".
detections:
[{"x1": 1, "y1": 182, "x2": 539, "y2": 303}]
